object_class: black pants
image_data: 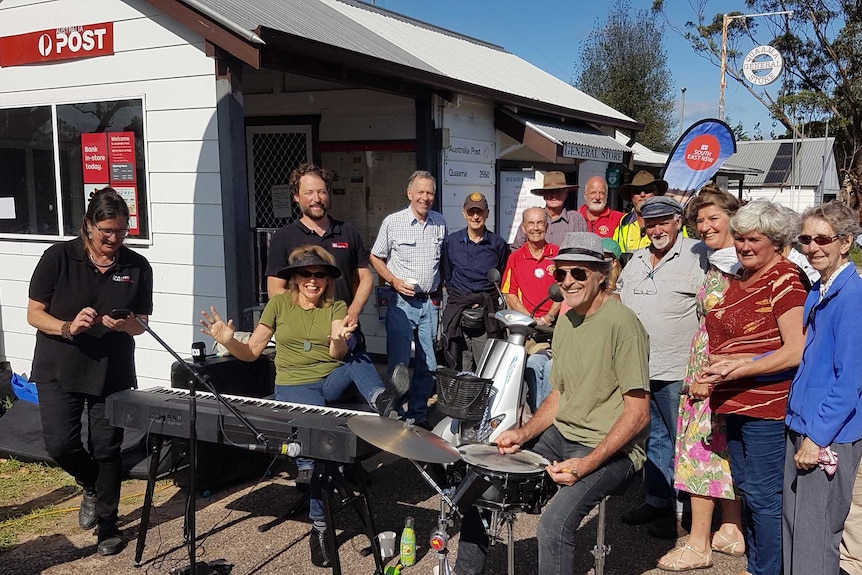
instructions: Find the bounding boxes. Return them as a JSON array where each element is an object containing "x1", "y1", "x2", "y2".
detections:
[{"x1": 36, "y1": 380, "x2": 124, "y2": 522}]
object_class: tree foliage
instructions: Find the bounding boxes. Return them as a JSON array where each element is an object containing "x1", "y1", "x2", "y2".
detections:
[
  {"x1": 652, "y1": 0, "x2": 862, "y2": 211},
  {"x1": 574, "y1": 0, "x2": 676, "y2": 151}
]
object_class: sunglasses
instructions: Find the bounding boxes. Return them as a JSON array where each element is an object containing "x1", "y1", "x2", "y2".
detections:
[
  {"x1": 797, "y1": 234, "x2": 841, "y2": 246},
  {"x1": 296, "y1": 270, "x2": 330, "y2": 279},
  {"x1": 633, "y1": 186, "x2": 656, "y2": 196},
  {"x1": 553, "y1": 267, "x2": 590, "y2": 282}
]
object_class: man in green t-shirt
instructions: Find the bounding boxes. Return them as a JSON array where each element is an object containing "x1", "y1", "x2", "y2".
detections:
[{"x1": 454, "y1": 232, "x2": 651, "y2": 575}]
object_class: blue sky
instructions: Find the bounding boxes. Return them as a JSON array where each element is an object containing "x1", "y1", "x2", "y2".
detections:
[{"x1": 380, "y1": 0, "x2": 785, "y2": 142}]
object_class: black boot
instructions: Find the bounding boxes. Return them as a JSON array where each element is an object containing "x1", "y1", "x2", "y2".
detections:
[
  {"x1": 78, "y1": 488, "x2": 98, "y2": 530},
  {"x1": 377, "y1": 363, "x2": 411, "y2": 417},
  {"x1": 96, "y1": 518, "x2": 126, "y2": 556},
  {"x1": 309, "y1": 528, "x2": 332, "y2": 568}
]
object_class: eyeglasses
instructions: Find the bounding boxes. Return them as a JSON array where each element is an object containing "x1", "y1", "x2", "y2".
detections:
[
  {"x1": 797, "y1": 234, "x2": 841, "y2": 246},
  {"x1": 296, "y1": 270, "x2": 330, "y2": 279},
  {"x1": 96, "y1": 227, "x2": 130, "y2": 238},
  {"x1": 553, "y1": 267, "x2": 589, "y2": 282}
]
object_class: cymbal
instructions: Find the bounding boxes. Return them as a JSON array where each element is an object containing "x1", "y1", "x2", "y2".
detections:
[{"x1": 348, "y1": 416, "x2": 460, "y2": 464}]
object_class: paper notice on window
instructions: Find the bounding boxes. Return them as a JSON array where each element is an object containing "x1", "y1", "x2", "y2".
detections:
[
  {"x1": 271, "y1": 184, "x2": 293, "y2": 219},
  {"x1": 0, "y1": 197, "x2": 15, "y2": 219}
]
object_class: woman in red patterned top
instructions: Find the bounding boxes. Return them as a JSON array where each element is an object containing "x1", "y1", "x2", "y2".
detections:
[{"x1": 695, "y1": 200, "x2": 807, "y2": 575}]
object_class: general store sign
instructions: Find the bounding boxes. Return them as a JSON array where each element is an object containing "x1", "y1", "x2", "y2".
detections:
[
  {"x1": 0, "y1": 22, "x2": 114, "y2": 67},
  {"x1": 562, "y1": 144, "x2": 624, "y2": 163}
]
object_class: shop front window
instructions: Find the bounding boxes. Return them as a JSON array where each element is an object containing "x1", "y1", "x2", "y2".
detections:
[{"x1": 0, "y1": 98, "x2": 148, "y2": 240}]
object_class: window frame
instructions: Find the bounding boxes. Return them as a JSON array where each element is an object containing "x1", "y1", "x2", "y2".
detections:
[{"x1": 0, "y1": 94, "x2": 152, "y2": 246}]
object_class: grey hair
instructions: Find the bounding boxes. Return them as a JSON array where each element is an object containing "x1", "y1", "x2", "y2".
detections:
[
  {"x1": 730, "y1": 200, "x2": 800, "y2": 248},
  {"x1": 521, "y1": 206, "x2": 546, "y2": 225},
  {"x1": 407, "y1": 170, "x2": 436, "y2": 193},
  {"x1": 802, "y1": 201, "x2": 862, "y2": 239}
]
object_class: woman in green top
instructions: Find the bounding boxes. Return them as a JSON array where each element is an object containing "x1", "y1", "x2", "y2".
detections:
[{"x1": 200, "y1": 244, "x2": 400, "y2": 567}]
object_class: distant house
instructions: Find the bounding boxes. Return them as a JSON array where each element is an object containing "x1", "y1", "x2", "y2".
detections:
[{"x1": 727, "y1": 138, "x2": 839, "y2": 210}]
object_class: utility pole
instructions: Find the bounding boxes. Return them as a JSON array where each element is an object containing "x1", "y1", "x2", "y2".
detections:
[
  {"x1": 679, "y1": 87, "x2": 687, "y2": 137},
  {"x1": 718, "y1": 10, "x2": 793, "y2": 120}
]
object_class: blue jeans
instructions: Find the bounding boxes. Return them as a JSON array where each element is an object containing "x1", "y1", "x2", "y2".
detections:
[
  {"x1": 525, "y1": 352, "x2": 552, "y2": 413},
  {"x1": 455, "y1": 426, "x2": 633, "y2": 575},
  {"x1": 274, "y1": 352, "x2": 384, "y2": 522},
  {"x1": 386, "y1": 290, "x2": 439, "y2": 422},
  {"x1": 643, "y1": 379, "x2": 682, "y2": 509},
  {"x1": 726, "y1": 415, "x2": 785, "y2": 575}
]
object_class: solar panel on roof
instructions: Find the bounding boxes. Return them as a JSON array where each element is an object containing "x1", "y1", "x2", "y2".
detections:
[{"x1": 763, "y1": 142, "x2": 797, "y2": 184}]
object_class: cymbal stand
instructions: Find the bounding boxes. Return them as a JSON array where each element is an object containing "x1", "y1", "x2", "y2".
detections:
[{"x1": 409, "y1": 461, "x2": 461, "y2": 575}]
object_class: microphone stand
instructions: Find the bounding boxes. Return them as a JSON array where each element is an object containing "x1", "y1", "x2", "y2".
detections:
[{"x1": 134, "y1": 317, "x2": 270, "y2": 575}]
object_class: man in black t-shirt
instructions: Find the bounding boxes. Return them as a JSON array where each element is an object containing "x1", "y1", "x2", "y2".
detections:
[{"x1": 265, "y1": 163, "x2": 372, "y2": 329}]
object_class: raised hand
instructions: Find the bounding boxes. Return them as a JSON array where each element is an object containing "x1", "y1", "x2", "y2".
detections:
[{"x1": 199, "y1": 306, "x2": 235, "y2": 345}]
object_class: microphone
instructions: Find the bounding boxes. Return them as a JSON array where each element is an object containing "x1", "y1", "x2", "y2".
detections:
[{"x1": 245, "y1": 442, "x2": 301, "y2": 457}]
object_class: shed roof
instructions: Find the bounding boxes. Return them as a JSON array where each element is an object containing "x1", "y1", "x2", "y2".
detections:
[
  {"x1": 726, "y1": 138, "x2": 836, "y2": 187},
  {"x1": 165, "y1": 0, "x2": 640, "y2": 129}
]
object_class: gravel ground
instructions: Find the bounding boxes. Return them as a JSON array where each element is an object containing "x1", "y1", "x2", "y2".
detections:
[{"x1": 1, "y1": 450, "x2": 747, "y2": 575}]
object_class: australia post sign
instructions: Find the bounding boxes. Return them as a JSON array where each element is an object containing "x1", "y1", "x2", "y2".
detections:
[{"x1": 0, "y1": 22, "x2": 114, "y2": 67}]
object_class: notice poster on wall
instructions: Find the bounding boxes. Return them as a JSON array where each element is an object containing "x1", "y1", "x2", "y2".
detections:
[
  {"x1": 498, "y1": 171, "x2": 545, "y2": 243},
  {"x1": 81, "y1": 131, "x2": 139, "y2": 235}
]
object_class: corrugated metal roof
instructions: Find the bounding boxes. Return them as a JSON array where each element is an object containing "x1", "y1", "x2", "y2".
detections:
[
  {"x1": 614, "y1": 131, "x2": 667, "y2": 166},
  {"x1": 530, "y1": 121, "x2": 631, "y2": 153},
  {"x1": 726, "y1": 138, "x2": 835, "y2": 187},
  {"x1": 180, "y1": 0, "x2": 638, "y2": 126}
]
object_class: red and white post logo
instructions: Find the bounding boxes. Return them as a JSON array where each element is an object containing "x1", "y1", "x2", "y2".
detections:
[{"x1": 0, "y1": 22, "x2": 114, "y2": 67}]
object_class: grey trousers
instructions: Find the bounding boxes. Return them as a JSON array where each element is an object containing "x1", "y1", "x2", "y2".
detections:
[{"x1": 782, "y1": 430, "x2": 862, "y2": 575}]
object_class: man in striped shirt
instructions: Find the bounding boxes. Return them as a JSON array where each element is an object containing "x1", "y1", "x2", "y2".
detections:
[{"x1": 370, "y1": 171, "x2": 448, "y2": 425}]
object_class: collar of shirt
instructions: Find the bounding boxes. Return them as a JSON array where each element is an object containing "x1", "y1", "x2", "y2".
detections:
[
  {"x1": 460, "y1": 229, "x2": 488, "y2": 244},
  {"x1": 405, "y1": 205, "x2": 444, "y2": 227},
  {"x1": 295, "y1": 217, "x2": 340, "y2": 238},
  {"x1": 578, "y1": 204, "x2": 611, "y2": 220},
  {"x1": 819, "y1": 261, "x2": 853, "y2": 300},
  {"x1": 71, "y1": 237, "x2": 132, "y2": 269},
  {"x1": 549, "y1": 209, "x2": 574, "y2": 224},
  {"x1": 519, "y1": 242, "x2": 555, "y2": 261},
  {"x1": 634, "y1": 232, "x2": 684, "y2": 268}
]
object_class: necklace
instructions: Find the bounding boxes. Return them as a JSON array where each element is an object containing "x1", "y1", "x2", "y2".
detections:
[
  {"x1": 299, "y1": 306, "x2": 318, "y2": 352},
  {"x1": 88, "y1": 252, "x2": 116, "y2": 268}
]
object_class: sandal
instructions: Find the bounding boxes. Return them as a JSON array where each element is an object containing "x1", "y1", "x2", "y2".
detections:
[
  {"x1": 657, "y1": 544, "x2": 713, "y2": 572},
  {"x1": 711, "y1": 531, "x2": 745, "y2": 557}
]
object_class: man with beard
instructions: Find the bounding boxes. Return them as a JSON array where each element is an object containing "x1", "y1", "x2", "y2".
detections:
[
  {"x1": 453, "y1": 232, "x2": 651, "y2": 575},
  {"x1": 614, "y1": 171, "x2": 670, "y2": 253},
  {"x1": 371, "y1": 171, "x2": 448, "y2": 426},
  {"x1": 618, "y1": 196, "x2": 709, "y2": 538},
  {"x1": 266, "y1": 163, "x2": 372, "y2": 331},
  {"x1": 578, "y1": 176, "x2": 623, "y2": 238}
]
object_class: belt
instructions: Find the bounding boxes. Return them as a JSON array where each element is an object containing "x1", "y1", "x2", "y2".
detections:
[{"x1": 395, "y1": 288, "x2": 441, "y2": 300}]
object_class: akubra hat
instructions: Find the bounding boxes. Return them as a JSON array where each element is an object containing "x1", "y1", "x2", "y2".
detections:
[
  {"x1": 276, "y1": 249, "x2": 342, "y2": 280},
  {"x1": 553, "y1": 232, "x2": 605, "y2": 263},
  {"x1": 619, "y1": 170, "x2": 669, "y2": 201},
  {"x1": 530, "y1": 171, "x2": 579, "y2": 196}
]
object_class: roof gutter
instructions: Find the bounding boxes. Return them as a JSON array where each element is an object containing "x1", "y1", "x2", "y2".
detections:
[{"x1": 179, "y1": 0, "x2": 265, "y2": 45}]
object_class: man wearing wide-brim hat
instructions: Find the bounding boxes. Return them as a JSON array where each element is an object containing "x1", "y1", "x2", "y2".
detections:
[
  {"x1": 613, "y1": 170, "x2": 670, "y2": 254},
  {"x1": 454, "y1": 231, "x2": 651, "y2": 575},
  {"x1": 512, "y1": 171, "x2": 587, "y2": 248}
]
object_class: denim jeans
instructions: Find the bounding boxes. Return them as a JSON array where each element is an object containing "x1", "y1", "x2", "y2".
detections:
[
  {"x1": 643, "y1": 379, "x2": 682, "y2": 510},
  {"x1": 274, "y1": 352, "x2": 384, "y2": 522},
  {"x1": 386, "y1": 290, "x2": 439, "y2": 422},
  {"x1": 36, "y1": 380, "x2": 124, "y2": 522},
  {"x1": 725, "y1": 415, "x2": 785, "y2": 575},
  {"x1": 525, "y1": 353, "x2": 552, "y2": 413},
  {"x1": 454, "y1": 426, "x2": 633, "y2": 575}
]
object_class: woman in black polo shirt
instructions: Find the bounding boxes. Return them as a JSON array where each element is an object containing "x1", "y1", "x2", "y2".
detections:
[{"x1": 27, "y1": 187, "x2": 153, "y2": 556}]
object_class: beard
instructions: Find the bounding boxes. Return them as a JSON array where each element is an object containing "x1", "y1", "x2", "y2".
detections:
[{"x1": 650, "y1": 234, "x2": 671, "y2": 251}]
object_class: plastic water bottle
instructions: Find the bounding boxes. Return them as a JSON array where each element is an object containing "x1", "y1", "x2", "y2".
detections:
[{"x1": 400, "y1": 516, "x2": 416, "y2": 567}]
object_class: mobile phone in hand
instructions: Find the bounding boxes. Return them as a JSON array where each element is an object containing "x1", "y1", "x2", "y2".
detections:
[{"x1": 108, "y1": 308, "x2": 132, "y2": 320}]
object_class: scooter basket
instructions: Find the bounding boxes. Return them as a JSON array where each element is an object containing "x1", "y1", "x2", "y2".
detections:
[{"x1": 435, "y1": 367, "x2": 494, "y2": 421}]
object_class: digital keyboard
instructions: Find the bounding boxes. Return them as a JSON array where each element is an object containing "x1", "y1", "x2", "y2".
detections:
[{"x1": 107, "y1": 387, "x2": 377, "y2": 463}]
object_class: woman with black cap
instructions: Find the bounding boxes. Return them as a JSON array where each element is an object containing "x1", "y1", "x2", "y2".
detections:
[{"x1": 200, "y1": 244, "x2": 403, "y2": 567}]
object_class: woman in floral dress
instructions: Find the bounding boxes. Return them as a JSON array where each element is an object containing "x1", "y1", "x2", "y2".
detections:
[{"x1": 658, "y1": 188, "x2": 745, "y2": 571}]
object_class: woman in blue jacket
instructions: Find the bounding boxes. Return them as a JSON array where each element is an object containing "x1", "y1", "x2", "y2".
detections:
[{"x1": 783, "y1": 201, "x2": 862, "y2": 574}]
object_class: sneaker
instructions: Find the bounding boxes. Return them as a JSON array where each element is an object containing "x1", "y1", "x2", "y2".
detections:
[
  {"x1": 309, "y1": 528, "x2": 332, "y2": 567},
  {"x1": 96, "y1": 519, "x2": 127, "y2": 556},
  {"x1": 376, "y1": 363, "x2": 411, "y2": 417},
  {"x1": 78, "y1": 488, "x2": 98, "y2": 530},
  {"x1": 295, "y1": 468, "x2": 313, "y2": 485}
]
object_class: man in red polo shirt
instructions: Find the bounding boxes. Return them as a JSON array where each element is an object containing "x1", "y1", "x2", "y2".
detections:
[
  {"x1": 502, "y1": 206, "x2": 560, "y2": 325},
  {"x1": 578, "y1": 176, "x2": 624, "y2": 238}
]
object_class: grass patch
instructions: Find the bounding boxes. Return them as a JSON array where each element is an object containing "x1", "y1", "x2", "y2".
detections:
[{"x1": 851, "y1": 245, "x2": 862, "y2": 267}]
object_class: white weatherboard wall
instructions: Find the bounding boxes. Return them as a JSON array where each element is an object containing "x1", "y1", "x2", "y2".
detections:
[
  {"x1": 439, "y1": 96, "x2": 496, "y2": 231},
  {"x1": 0, "y1": 0, "x2": 223, "y2": 388}
]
